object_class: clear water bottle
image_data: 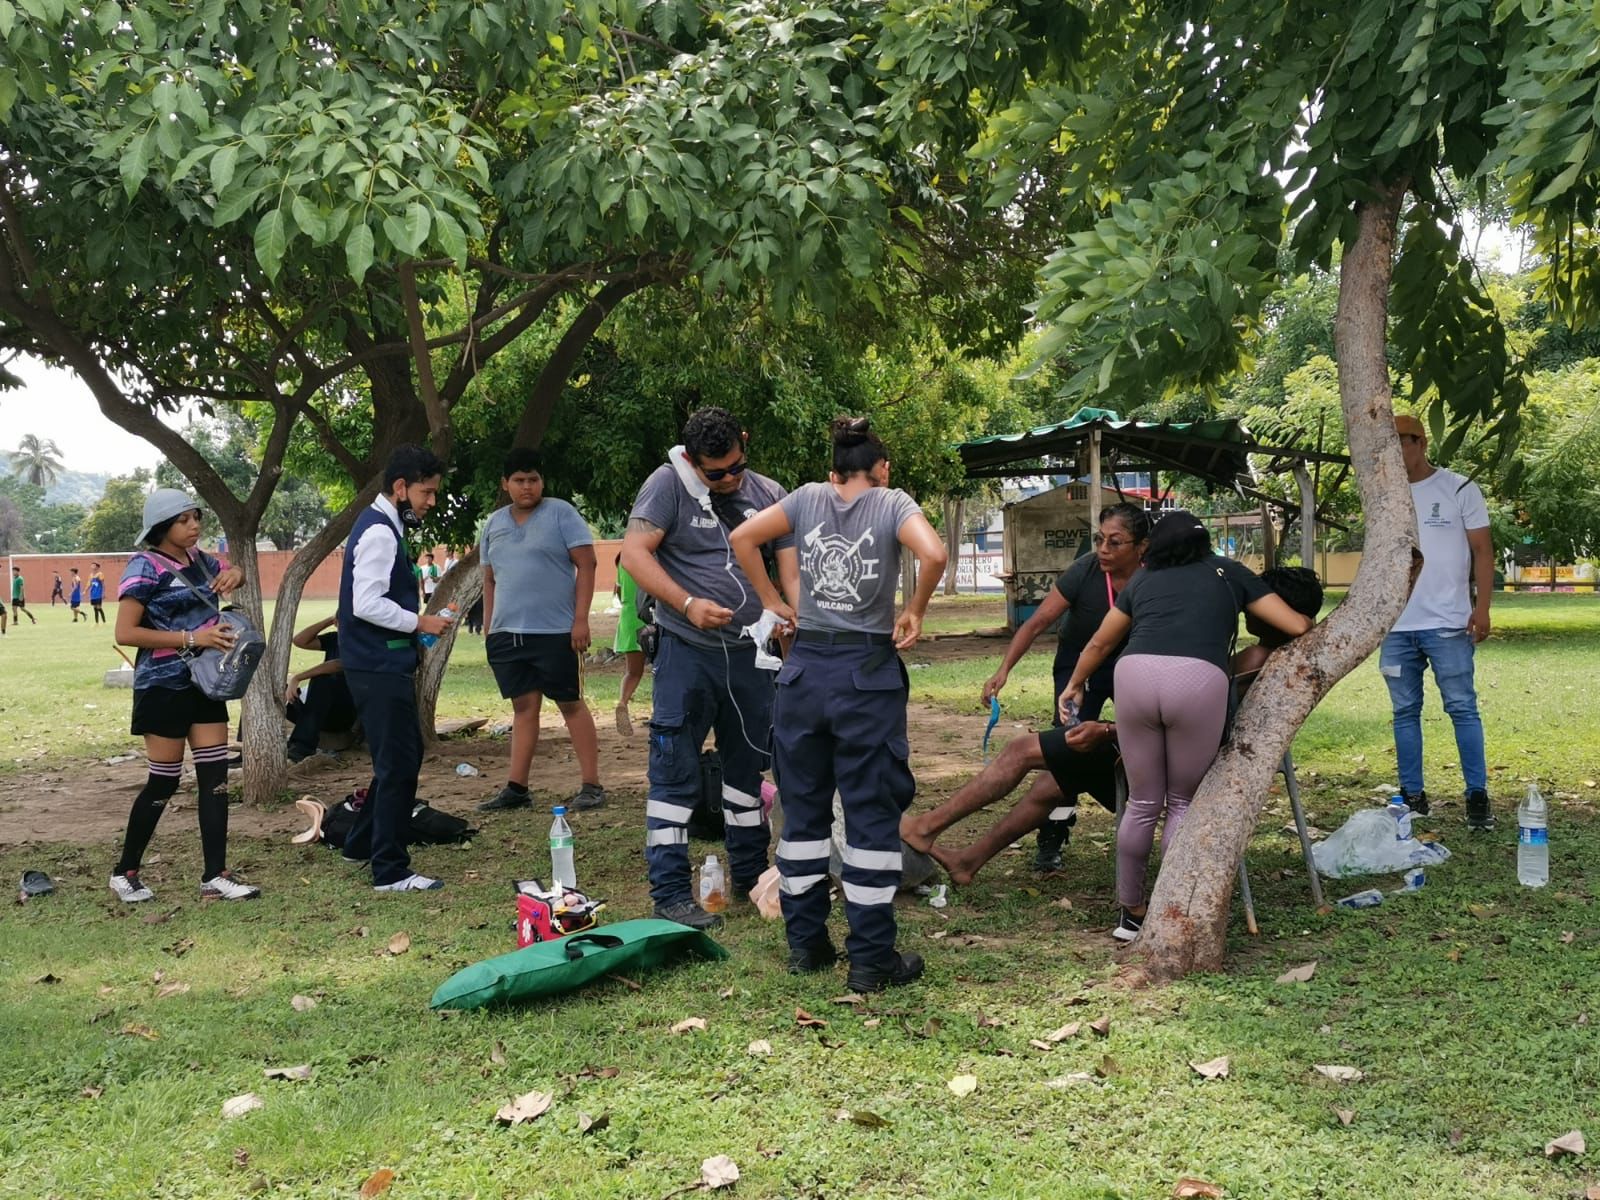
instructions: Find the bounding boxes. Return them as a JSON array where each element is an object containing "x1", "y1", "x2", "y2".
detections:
[
  {"x1": 548, "y1": 805, "x2": 576, "y2": 890},
  {"x1": 418, "y1": 605, "x2": 457, "y2": 649},
  {"x1": 1517, "y1": 783, "x2": 1548, "y2": 888},
  {"x1": 697, "y1": 853, "x2": 726, "y2": 913},
  {"x1": 1387, "y1": 796, "x2": 1414, "y2": 841}
]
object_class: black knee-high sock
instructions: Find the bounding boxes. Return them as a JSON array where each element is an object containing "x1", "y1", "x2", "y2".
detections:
[
  {"x1": 116, "y1": 760, "x2": 183, "y2": 875},
  {"x1": 193, "y1": 745, "x2": 231, "y2": 881}
]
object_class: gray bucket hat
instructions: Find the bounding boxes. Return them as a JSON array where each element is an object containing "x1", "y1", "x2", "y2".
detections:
[{"x1": 136, "y1": 488, "x2": 203, "y2": 547}]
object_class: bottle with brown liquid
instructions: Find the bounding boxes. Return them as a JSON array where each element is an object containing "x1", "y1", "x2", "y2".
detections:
[{"x1": 697, "y1": 853, "x2": 726, "y2": 913}]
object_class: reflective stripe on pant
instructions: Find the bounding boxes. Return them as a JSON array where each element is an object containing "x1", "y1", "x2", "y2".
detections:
[
  {"x1": 773, "y1": 640, "x2": 915, "y2": 965},
  {"x1": 644, "y1": 632, "x2": 773, "y2": 906},
  {"x1": 342, "y1": 668, "x2": 422, "y2": 886}
]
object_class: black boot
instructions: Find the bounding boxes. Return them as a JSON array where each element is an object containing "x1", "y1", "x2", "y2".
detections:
[
  {"x1": 787, "y1": 938, "x2": 839, "y2": 975},
  {"x1": 845, "y1": 950, "x2": 924, "y2": 993}
]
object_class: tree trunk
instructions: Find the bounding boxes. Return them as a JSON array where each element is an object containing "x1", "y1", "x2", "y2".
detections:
[
  {"x1": 941, "y1": 497, "x2": 964, "y2": 595},
  {"x1": 1130, "y1": 180, "x2": 1417, "y2": 984},
  {"x1": 415, "y1": 547, "x2": 483, "y2": 750}
]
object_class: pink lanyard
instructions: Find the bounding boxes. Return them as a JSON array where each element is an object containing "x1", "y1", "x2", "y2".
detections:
[{"x1": 1105, "y1": 571, "x2": 1116, "y2": 608}]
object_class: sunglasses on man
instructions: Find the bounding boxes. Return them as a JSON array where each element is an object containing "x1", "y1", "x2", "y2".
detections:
[{"x1": 701, "y1": 457, "x2": 748, "y2": 482}]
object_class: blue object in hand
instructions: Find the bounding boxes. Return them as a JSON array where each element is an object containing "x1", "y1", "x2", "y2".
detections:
[{"x1": 982, "y1": 696, "x2": 1001, "y2": 762}]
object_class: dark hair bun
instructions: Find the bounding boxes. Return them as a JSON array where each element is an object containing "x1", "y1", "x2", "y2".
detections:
[{"x1": 830, "y1": 416, "x2": 873, "y2": 447}]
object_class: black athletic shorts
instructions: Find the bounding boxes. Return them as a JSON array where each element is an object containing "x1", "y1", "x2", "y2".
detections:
[
  {"x1": 1037, "y1": 725, "x2": 1118, "y2": 813},
  {"x1": 131, "y1": 685, "x2": 230, "y2": 738},
  {"x1": 486, "y1": 632, "x2": 581, "y2": 703}
]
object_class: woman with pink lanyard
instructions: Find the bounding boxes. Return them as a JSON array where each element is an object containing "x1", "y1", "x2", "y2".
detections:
[{"x1": 109, "y1": 489, "x2": 259, "y2": 903}]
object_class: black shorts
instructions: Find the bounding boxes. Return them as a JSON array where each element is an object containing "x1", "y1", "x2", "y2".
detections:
[
  {"x1": 131, "y1": 685, "x2": 230, "y2": 738},
  {"x1": 486, "y1": 632, "x2": 581, "y2": 703},
  {"x1": 1037, "y1": 726, "x2": 1118, "y2": 813}
]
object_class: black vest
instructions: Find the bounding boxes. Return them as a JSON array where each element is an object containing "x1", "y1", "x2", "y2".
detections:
[{"x1": 337, "y1": 504, "x2": 419, "y2": 673}]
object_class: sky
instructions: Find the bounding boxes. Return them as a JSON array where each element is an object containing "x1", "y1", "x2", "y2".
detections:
[{"x1": 2, "y1": 356, "x2": 174, "y2": 475}]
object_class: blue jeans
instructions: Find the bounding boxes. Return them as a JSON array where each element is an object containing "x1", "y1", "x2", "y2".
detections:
[{"x1": 1378, "y1": 628, "x2": 1487, "y2": 795}]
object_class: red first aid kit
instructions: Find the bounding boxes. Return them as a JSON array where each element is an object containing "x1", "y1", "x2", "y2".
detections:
[{"x1": 514, "y1": 880, "x2": 604, "y2": 947}]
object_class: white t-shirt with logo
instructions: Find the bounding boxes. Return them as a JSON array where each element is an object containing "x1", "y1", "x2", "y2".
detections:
[
  {"x1": 1394, "y1": 467, "x2": 1489, "y2": 632},
  {"x1": 779, "y1": 483, "x2": 922, "y2": 634}
]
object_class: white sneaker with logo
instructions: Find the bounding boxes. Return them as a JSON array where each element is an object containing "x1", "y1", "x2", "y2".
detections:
[
  {"x1": 200, "y1": 872, "x2": 262, "y2": 901},
  {"x1": 109, "y1": 872, "x2": 154, "y2": 903},
  {"x1": 374, "y1": 873, "x2": 444, "y2": 893}
]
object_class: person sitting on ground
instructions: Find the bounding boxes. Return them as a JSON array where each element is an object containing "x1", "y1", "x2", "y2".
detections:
[
  {"x1": 1060, "y1": 511, "x2": 1315, "y2": 941},
  {"x1": 612, "y1": 554, "x2": 648, "y2": 736},
  {"x1": 284, "y1": 614, "x2": 358, "y2": 763}
]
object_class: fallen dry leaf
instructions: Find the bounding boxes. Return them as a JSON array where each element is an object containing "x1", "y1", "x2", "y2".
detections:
[
  {"x1": 359, "y1": 1168, "x2": 396, "y2": 1198},
  {"x1": 1045, "y1": 1022, "x2": 1081, "y2": 1043},
  {"x1": 1054, "y1": 897, "x2": 1073, "y2": 910},
  {"x1": 221, "y1": 1092, "x2": 264, "y2": 1119},
  {"x1": 836, "y1": 1109, "x2": 892, "y2": 1128},
  {"x1": 1313, "y1": 1064, "x2": 1364, "y2": 1083},
  {"x1": 490, "y1": 1041, "x2": 507, "y2": 1066},
  {"x1": 1171, "y1": 1179, "x2": 1224, "y2": 1198},
  {"x1": 80, "y1": 1085, "x2": 104, "y2": 1099},
  {"x1": 577, "y1": 1110, "x2": 610, "y2": 1135},
  {"x1": 1089, "y1": 1016, "x2": 1112, "y2": 1037},
  {"x1": 1561, "y1": 931, "x2": 1576, "y2": 945},
  {"x1": 290, "y1": 994, "x2": 318, "y2": 1012},
  {"x1": 1585, "y1": 1188, "x2": 1600, "y2": 1200},
  {"x1": 33, "y1": 973, "x2": 61, "y2": 985},
  {"x1": 495, "y1": 1089, "x2": 553, "y2": 1126},
  {"x1": 747, "y1": 1040, "x2": 772, "y2": 1057},
  {"x1": 830, "y1": 994, "x2": 865, "y2": 1006},
  {"x1": 1579, "y1": 1012, "x2": 1591, "y2": 1027},
  {"x1": 718, "y1": 986, "x2": 735, "y2": 1000},
  {"x1": 1545, "y1": 1130, "x2": 1586, "y2": 1158},
  {"x1": 1275, "y1": 961, "x2": 1317, "y2": 984},
  {"x1": 671, "y1": 1017, "x2": 708, "y2": 1035},
  {"x1": 1335, "y1": 1108, "x2": 1355, "y2": 1126},
  {"x1": 263, "y1": 1064, "x2": 312, "y2": 1082},
  {"x1": 156, "y1": 982, "x2": 190, "y2": 1000},
  {"x1": 794, "y1": 1009, "x2": 828, "y2": 1029},
  {"x1": 700, "y1": 1155, "x2": 740, "y2": 1189},
  {"x1": 1028, "y1": 1039, "x2": 1054, "y2": 1052},
  {"x1": 119, "y1": 1022, "x2": 159, "y2": 1041},
  {"x1": 1044, "y1": 1072, "x2": 1098, "y2": 1089},
  {"x1": 918, "y1": 1016, "x2": 943, "y2": 1038},
  {"x1": 1095, "y1": 1054, "x2": 1119, "y2": 1079},
  {"x1": 863, "y1": 1018, "x2": 881, "y2": 1029},
  {"x1": 1190, "y1": 1056, "x2": 1230, "y2": 1080},
  {"x1": 386, "y1": 932, "x2": 411, "y2": 956},
  {"x1": 947, "y1": 1074, "x2": 979, "y2": 1098}
]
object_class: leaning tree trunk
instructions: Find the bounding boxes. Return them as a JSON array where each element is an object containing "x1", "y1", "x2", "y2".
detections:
[
  {"x1": 415, "y1": 547, "x2": 483, "y2": 750},
  {"x1": 1131, "y1": 180, "x2": 1419, "y2": 984},
  {"x1": 941, "y1": 497, "x2": 964, "y2": 595}
]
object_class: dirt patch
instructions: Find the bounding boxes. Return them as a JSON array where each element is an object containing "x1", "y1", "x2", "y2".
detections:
[{"x1": 0, "y1": 700, "x2": 998, "y2": 848}]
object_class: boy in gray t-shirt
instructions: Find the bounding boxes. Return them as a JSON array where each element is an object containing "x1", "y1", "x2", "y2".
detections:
[{"x1": 779, "y1": 483, "x2": 922, "y2": 634}]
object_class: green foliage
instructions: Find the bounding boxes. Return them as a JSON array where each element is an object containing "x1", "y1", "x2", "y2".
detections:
[
  {"x1": 0, "y1": 473, "x2": 83, "y2": 552},
  {"x1": 9, "y1": 432, "x2": 62, "y2": 488},
  {"x1": 76, "y1": 468, "x2": 151, "y2": 552}
]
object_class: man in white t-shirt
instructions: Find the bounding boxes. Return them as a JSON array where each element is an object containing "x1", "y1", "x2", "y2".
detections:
[{"x1": 1380, "y1": 414, "x2": 1495, "y2": 830}]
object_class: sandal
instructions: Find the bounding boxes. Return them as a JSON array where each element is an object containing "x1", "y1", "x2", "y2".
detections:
[{"x1": 290, "y1": 797, "x2": 326, "y2": 845}]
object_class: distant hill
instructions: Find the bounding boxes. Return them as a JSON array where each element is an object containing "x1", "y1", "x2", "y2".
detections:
[{"x1": 43, "y1": 469, "x2": 112, "y2": 508}]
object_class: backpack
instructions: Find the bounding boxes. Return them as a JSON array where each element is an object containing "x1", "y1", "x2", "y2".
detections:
[
  {"x1": 145, "y1": 552, "x2": 267, "y2": 701},
  {"x1": 320, "y1": 790, "x2": 476, "y2": 850}
]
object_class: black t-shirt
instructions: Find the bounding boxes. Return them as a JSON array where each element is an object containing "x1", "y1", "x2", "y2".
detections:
[
  {"x1": 1051, "y1": 555, "x2": 1124, "y2": 721},
  {"x1": 319, "y1": 631, "x2": 340, "y2": 663},
  {"x1": 1115, "y1": 555, "x2": 1271, "y2": 673}
]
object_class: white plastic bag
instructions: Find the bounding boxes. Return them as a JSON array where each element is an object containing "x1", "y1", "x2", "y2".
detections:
[{"x1": 1311, "y1": 809, "x2": 1451, "y2": 878}]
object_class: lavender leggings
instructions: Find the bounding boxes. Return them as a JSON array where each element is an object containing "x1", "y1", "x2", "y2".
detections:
[{"x1": 1113, "y1": 653, "x2": 1230, "y2": 908}]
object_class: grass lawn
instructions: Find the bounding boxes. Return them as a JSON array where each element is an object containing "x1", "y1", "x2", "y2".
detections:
[{"x1": 2, "y1": 593, "x2": 1599, "y2": 1198}]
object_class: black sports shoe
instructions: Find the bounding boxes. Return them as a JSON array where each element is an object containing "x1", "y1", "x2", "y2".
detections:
[
  {"x1": 1112, "y1": 909, "x2": 1143, "y2": 942},
  {"x1": 567, "y1": 783, "x2": 606, "y2": 811},
  {"x1": 478, "y1": 784, "x2": 532, "y2": 812},
  {"x1": 1402, "y1": 790, "x2": 1430, "y2": 816},
  {"x1": 845, "y1": 950, "x2": 924, "y2": 993},
  {"x1": 1033, "y1": 813, "x2": 1075, "y2": 872},
  {"x1": 654, "y1": 899, "x2": 724, "y2": 931},
  {"x1": 787, "y1": 938, "x2": 839, "y2": 974},
  {"x1": 1465, "y1": 788, "x2": 1495, "y2": 832}
]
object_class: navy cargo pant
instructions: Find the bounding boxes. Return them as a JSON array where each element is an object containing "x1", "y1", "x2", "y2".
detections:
[
  {"x1": 644, "y1": 632, "x2": 773, "y2": 905},
  {"x1": 773, "y1": 633, "x2": 916, "y2": 967}
]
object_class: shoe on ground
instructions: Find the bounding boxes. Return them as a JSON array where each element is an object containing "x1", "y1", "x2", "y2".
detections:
[
  {"x1": 1112, "y1": 909, "x2": 1143, "y2": 942},
  {"x1": 787, "y1": 938, "x2": 839, "y2": 974},
  {"x1": 1032, "y1": 811, "x2": 1076, "y2": 872},
  {"x1": 1403, "y1": 790, "x2": 1430, "y2": 816},
  {"x1": 477, "y1": 784, "x2": 532, "y2": 812},
  {"x1": 374, "y1": 873, "x2": 443, "y2": 892},
  {"x1": 1465, "y1": 788, "x2": 1495, "y2": 831},
  {"x1": 109, "y1": 871, "x2": 154, "y2": 903},
  {"x1": 568, "y1": 782, "x2": 606, "y2": 811},
  {"x1": 200, "y1": 871, "x2": 261, "y2": 901},
  {"x1": 846, "y1": 950, "x2": 925, "y2": 992},
  {"x1": 653, "y1": 899, "x2": 724, "y2": 931}
]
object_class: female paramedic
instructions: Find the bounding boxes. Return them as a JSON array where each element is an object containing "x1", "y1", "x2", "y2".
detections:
[{"x1": 730, "y1": 417, "x2": 947, "y2": 991}]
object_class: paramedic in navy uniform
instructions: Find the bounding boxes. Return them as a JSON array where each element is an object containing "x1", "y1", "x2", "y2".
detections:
[
  {"x1": 338, "y1": 444, "x2": 455, "y2": 893},
  {"x1": 621, "y1": 407, "x2": 799, "y2": 931},
  {"x1": 731, "y1": 417, "x2": 947, "y2": 990}
]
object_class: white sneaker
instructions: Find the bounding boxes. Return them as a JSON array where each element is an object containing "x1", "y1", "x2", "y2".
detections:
[
  {"x1": 109, "y1": 872, "x2": 154, "y2": 903},
  {"x1": 374, "y1": 873, "x2": 444, "y2": 892},
  {"x1": 200, "y1": 872, "x2": 261, "y2": 901}
]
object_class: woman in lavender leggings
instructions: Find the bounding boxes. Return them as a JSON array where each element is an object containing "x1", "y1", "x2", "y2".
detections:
[{"x1": 1060, "y1": 511, "x2": 1314, "y2": 941}]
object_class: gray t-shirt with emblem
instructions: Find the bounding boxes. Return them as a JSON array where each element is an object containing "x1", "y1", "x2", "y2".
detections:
[
  {"x1": 779, "y1": 482, "x2": 922, "y2": 634},
  {"x1": 630, "y1": 463, "x2": 793, "y2": 648}
]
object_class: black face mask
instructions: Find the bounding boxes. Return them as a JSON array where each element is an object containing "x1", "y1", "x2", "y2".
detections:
[{"x1": 396, "y1": 494, "x2": 423, "y2": 529}]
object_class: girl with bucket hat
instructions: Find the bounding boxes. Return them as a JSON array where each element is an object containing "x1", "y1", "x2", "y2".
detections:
[{"x1": 109, "y1": 489, "x2": 259, "y2": 902}]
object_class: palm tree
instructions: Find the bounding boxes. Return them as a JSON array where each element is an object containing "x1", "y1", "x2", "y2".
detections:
[{"x1": 10, "y1": 434, "x2": 64, "y2": 489}]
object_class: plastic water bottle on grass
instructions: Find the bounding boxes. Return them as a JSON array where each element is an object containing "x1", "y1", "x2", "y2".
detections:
[
  {"x1": 1517, "y1": 784, "x2": 1548, "y2": 888},
  {"x1": 549, "y1": 805, "x2": 576, "y2": 890},
  {"x1": 1387, "y1": 796, "x2": 1414, "y2": 841}
]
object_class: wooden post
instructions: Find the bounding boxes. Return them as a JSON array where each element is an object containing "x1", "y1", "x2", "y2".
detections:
[
  {"x1": 1259, "y1": 501, "x2": 1276, "y2": 567},
  {"x1": 1292, "y1": 463, "x2": 1316, "y2": 568}
]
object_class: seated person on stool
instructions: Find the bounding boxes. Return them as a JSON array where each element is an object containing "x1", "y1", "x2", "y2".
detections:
[{"x1": 285, "y1": 614, "x2": 357, "y2": 762}]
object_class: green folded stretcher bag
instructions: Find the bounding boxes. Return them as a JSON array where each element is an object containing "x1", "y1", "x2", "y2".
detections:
[{"x1": 430, "y1": 918, "x2": 729, "y2": 1011}]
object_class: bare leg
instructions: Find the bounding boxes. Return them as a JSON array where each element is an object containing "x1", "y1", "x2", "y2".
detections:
[
  {"x1": 935, "y1": 772, "x2": 1066, "y2": 885},
  {"x1": 556, "y1": 699, "x2": 601, "y2": 787},
  {"x1": 900, "y1": 734, "x2": 1047, "y2": 853},
  {"x1": 616, "y1": 650, "x2": 645, "y2": 736},
  {"x1": 507, "y1": 691, "x2": 542, "y2": 787}
]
